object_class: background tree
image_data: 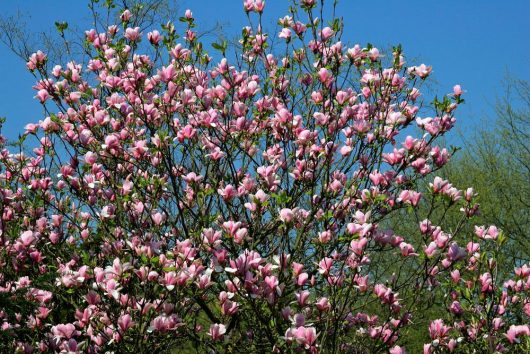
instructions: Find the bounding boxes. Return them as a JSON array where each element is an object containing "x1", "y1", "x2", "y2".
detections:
[
  {"x1": 0, "y1": 0, "x2": 178, "y2": 66},
  {"x1": 382, "y1": 76, "x2": 530, "y2": 351},
  {"x1": 445, "y1": 77, "x2": 529, "y2": 267}
]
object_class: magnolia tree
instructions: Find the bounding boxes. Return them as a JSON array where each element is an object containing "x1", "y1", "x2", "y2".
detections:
[{"x1": 0, "y1": 0, "x2": 529, "y2": 353}]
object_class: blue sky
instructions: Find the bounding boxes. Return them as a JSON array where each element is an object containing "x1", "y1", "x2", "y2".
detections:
[{"x1": 1, "y1": 0, "x2": 528, "y2": 144}]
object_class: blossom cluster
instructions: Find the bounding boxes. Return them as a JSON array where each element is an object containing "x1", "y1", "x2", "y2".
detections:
[{"x1": 0, "y1": 1, "x2": 528, "y2": 353}]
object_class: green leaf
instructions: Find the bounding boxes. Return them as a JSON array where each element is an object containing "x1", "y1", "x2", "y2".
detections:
[
  {"x1": 271, "y1": 191, "x2": 290, "y2": 205},
  {"x1": 211, "y1": 42, "x2": 223, "y2": 50},
  {"x1": 211, "y1": 40, "x2": 227, "y2": 55},
  {"x1": 55, "y1": 21, "x2": 68, "y2": 34},
  {"x1": 331, "y1": 18, "x2": 340, "y2": 32}
]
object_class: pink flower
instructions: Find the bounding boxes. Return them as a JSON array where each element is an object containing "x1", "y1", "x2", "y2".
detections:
[
  {"x1": 368, "y1": 47, "x2": 380, "y2": 61},
  {"x1": 296, "y1": 272, "x2": 308, "y2": 286},
  {"x1": 479, "y1": 272, "x2": 493, "y2": 293},
  {"x1": 428, "y1": 319, "x2": 450, "y2": 340},
  {"x1": 474, "y1": 225, "x2": 499, "y2": 240},
  {"x1": 398, "y1": 190, "x2": 422, "y2": 206},
  {"x1": 124, "y1": 27, "x2": 141, "y2": 41},
  {"x1": 458, "y1": 188, "x2": 473, "y2": 204},
  {"x1": 100, "y1": 205, "x2": 115, "y2": 219},
  {"x1": 120, "y1": 9, "x2": 132, "y2": 22},
  {"x1": 293, "y1": 21, "x2": 307, "y2": 35},
  {"x1": 408, "y1": 64, "x2": 432, "y2": 78},
  {"x1": 20, "y1": 230, "x2": 35, "y2": 247},
  {"x1": 430, "y1": 176, "x2": 448, "y2": 193},
  {"x1": 362, "y1": 86, "x2": 371, "y2": 98},
  {"x1": 505, "y1": 325, "x2": 530, "y2": 344},
  {"x1": 449, "y1": 301, "x2": 463, "y2": 315},
  {"x1": 349, "y1": 237, "x2": 368, "y2": 255},
  {"x1": 279, "y1": 28, "x2": 292, "y2": 40},
  {"x1": 15, "y1": 276, "x2": 31, "y2": 288},
  {"x1": 254, "y1": 0, "x2": 265, "y2": 13},
  {"x1": 318, "y1": 68, "x2": 332, "y2": 85},
  {"x1": 292, "y1": 326, "x2": 317, "y2": 348},
  {"x1": 389, "y1": 346, "x2": 406, "y2": 354},
  {"x1": 208, "y1": 323, "x2": 226, "y2": 341},
  {"x1": 253, "y1": 189, "x2": 269, "y2": 203},
  {"x1": 118, "y1": 314, "x2": 134, "y2": 332},
  {"x1": 279, "y1": 208, "x2": 295, "y2": 223},
  {"x1": 52, "y1": 323, "x2": 77, "y2": 339},
  {"x1": 164, "y1": 272, "x2": 178, "y2": 291},
  {"x1": 296, "y1": 290, "x2": 310, "y2": 306},
  {"x1": 424, "y1": 242, "x2": 438, "y2": 258},
  {"x1": 315, "y1": 297, "x2": 330, "y2": 312},
  {"x1": 36, "y1": 89, "x2": 50, "y2": 103},
  {"x1": 147, "y1": 30, "x2": 161, "y2": 45},
  {"x1": 243, "y1": 0, "x2": 254, "y2": 12},
  {"x1": 320, "y1": 27, "x2": 334, "y2": 41},
  {"x1": 318, "y1": 230, "x2": 332, "y2": 243},
  {"x1": 27, "y1": 50, "x2": 47, "y2": 70},
  {"x1": 103, "y1": 134, "x2": 120, "y2": 150},
  {"x1": 207, "y1": 147, "x2": 226, "y2": 161},
  {"x1": 218, "y1": 184, "x2": 238, "y2": 201},
  {"x1": 24, "y1": 123, "x2": 39, "y2": 134},
  {"x1": 445, "y1": 243, "x2": 465, "y2": 263},
  {"x1": 318, "y1": 257, "x2": 333, "y2": 275},
  {"x1": 453, "y1": 84, "x2": 463, "y2": 97},
  {"x1": 151, "y1": 212, "x2": 165, "y2": 226},
  {"x1": 450, "y1": 269, "x2": 461, "y2": 284},
  {"x1": 399, "y1": 242, "x2": 418, "y2": 257},
  {"x1": 265, "y1": 275, "x2": 279, "y2": 290}
]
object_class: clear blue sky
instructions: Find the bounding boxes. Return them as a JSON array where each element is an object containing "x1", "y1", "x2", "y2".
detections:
[{"x1": 1, "y1": 0, "x2": 528, "y2": 144}]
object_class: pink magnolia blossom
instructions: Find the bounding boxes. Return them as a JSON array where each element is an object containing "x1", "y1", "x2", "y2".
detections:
[{"x1": 208, "y1": 323, "x2": 226, "y2": 341}]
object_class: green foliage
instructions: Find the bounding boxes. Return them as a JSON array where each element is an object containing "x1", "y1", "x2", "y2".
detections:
[{"x1": 445, "y1": 77, "x2": 530, "y2": 268}]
